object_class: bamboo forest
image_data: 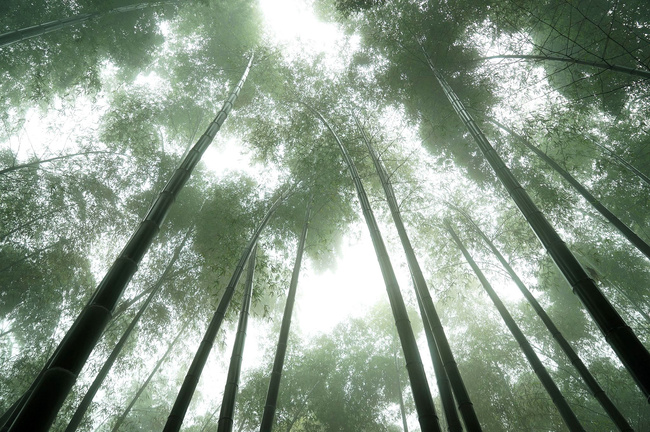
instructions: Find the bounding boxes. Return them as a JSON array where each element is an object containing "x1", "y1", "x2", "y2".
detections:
[{"x1": 2, "y1": 0, "x2": 650, "y2": 430}]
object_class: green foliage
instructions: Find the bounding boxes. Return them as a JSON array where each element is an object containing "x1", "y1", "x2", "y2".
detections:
[{"x1": 236, "y1": 303, "x2": 414, "y2": 431}]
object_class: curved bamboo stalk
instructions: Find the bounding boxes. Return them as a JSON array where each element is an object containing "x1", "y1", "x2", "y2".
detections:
[
  {"x1": 453, "y1": 206, "x2": 634, "y2": 431},
  {"x1": 355, "y1": 115, "x2": 470, "y2": 431},
  {"x1": 421, "y1": 47, "x2": 650, "y2": 402},
  {"x1": 259, "y1": 201, "x2": 311, "y2": 432},
  {"x1": 217, "y1": 245, "x2": 257, "y2": 432},
  {"x1": 0, "y1": 151, "x2": 117, "y2": 176},
  {"x1": 6, "y1": 55, "x2": 254, "y2": 432},
  {"x1": 302, "y1": 101, "x2": 441, "y2": 432},
  {"x1": 444, "y1": 220, "x2": 585, "y2": 431},
  {"x1": 477, "y1": 54, "x2": 650, "y2": 80},
  {"x1": 0, "y1": 2, "x2": 178, "y2": 48}
]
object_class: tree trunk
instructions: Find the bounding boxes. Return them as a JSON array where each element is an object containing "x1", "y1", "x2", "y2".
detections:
[
  {"x1": 423, "y1": 50, "x2": 650, "y2": 403},
  {"x1": 415, "y1": 292, "x2": 462, "y2": 432},
  {"x1": 64, "y1": 227, "x2": 193, "y2": 432},
  {"x1": 477, "y1": 54, "x2": 650, "y2": 80},
  {"x1": 394, "y1": 351, "x2": 409, "y2": 432},
  {"x1": 588, "y1": 141, "x2": 650, "y2": 188},
  {"x1": 444, "y1": 220, "x2": 585, "y2": 431},
  {"x1": 259, "y1": 201, "x2": 312, "y2": 432},
  {"x1": 355, "y1": 115, "x2": 475, "y2": 431},
  {"x1": 0, "y1": 2, "x2": 178, "y2": 48},
  {"x1": 110, "y1": 321, "x2": 189, "y2": 432},
  {"x1": 490, "y1": 118, "x2": 650, "y2": 261},
  {"x1": 163, "y1": 189, "x2": 286, "y2": 432},
  {"x1": 6, "y1": 55, "x2": 254, "y2": 432},
  {"x1": 303, "y1": 102, "x2": 441, "y2": 432},
  {"x1": 217, "y1": 245, "x2": 257, "y2": 432},
  {"x1": 0, "y1": 151, "x2": 119, "y2": 176},
  {"x1": 454, "y1": 207, "x2": 634, "y2": 431}
]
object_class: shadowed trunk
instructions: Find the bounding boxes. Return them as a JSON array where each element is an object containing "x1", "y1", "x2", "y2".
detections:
[
  {"x1": 489, "y1": 118, "x2": 650, "y2": 261},
  {"x1": 163, "y1": 188, "x2": 287, "y2": 432},
  {"x1": 477, "y1": 54, "x2": 650, "y2": 79},
  {"x1": 64, "y1": 227, "x2": 193, "y2": 432},
  {"x1": 217, "y1": 245, "x2": 257, "y2": 432},
  {"x1": 445, "y1": 220, "x2": 585, "y2": 431},
  {"x1": 303, "y1": 102, "x2": 441, "y2": 432},
  {"x1": 422, "y1": 47, "x2": 650, "y2": 402},
  {"x1": 356, "y1": 115, "x2": 474, "y2": 431},
  {"x1": 110, "y1": 321, "x2": 189, "y2": 432},
  {"x1": 454, "y1": 206, "x2": 634, "y2": 431},
  {"x1": 260, "y1": 201, "x2": 311, "y2": 432},
  {"x1": 5, "y1": 55, "x2": 254, "y2": 432},
  {"x1": 0, "y1": 2, "x2": 178, "y2": 48}
]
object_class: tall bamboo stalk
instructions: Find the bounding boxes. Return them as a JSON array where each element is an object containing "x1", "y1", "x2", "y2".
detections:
[
  {"x1": 302, "y1": 102, "x2": 441, "y2": 432},
  {"x1": 415, "y1": 291, "x2": 462, "y2": 432},
  {"x1": 355, "y1": 115, "x2": 474, "y2": 431},
  {"x1": 490, "y1": 119, "x2": 650, "y2": 261},
  {"x1": 394, "y1": 351, "x2": 409, "y2": 432},
  {"x1": 587, "y1": 140, "x2": 650, "y2": 187},
  {"x1": 259, "y1": 201, "x2": 311, "y2": 432},
  {"x1": 110, "y1": 321, "x2": 189, "y2": 432},
  {"x1": 6, "y1": 55, "x2": 254, "y2": 432},
  {"x1": 477, "y1": 54, "x2": 650, "y2": 80},
  {"x1": 422, "y1": 49, "x2": 650, "y2": 402},
  {"x1": 0, "y1": 2, "x2": 177, "y2": 48},
  {"x1": 453, "y1": 206, "x2": 634, "y2": 431},
  {"x1": 163, "y1": 190, "x2": 285, "y2": 432},
  {"x1": 217, "y1": 245, "x2": 257, "y2": 432},
  {"x1": 444, "y1": 220, "x2": 585, "y2": 431},
  {"x1": 65, "y1": 228, "x2": 193, "y2": 432}
]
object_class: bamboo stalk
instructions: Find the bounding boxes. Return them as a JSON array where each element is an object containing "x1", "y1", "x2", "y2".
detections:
[
  {"x1": 422, "y1": 48, "x2": 650, "y2": 402},
  {"x1": 303, "y1": 102, "x2": 441, "y2": 432},
  {"x1": 260, "y1": 201, "x2": 311, "y2": 432},
  {"x1": 217, "y1": 245, "x2": 257, "y2": 432},
  {"x1": 6, "y1": 55, "x2": 254, "y2": 432},
  {"x1": 445, "y1": 220, "x2": 585, "y2": 431}
]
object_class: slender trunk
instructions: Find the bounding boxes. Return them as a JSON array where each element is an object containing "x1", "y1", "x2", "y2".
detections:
[
  {"x1": 394, "y1": 351, "x2": 409, "y2": 432},
  {"x1": 454, "y1": 207, "x2": 634, "y2": 431},
  {"x1": 64, "y1": 228, "x2": 192, "y2": 432},
  {"x1": 355, "y1": 116, "x2": 473, "y2": 431},
  {"x1": 444, "y1": 221, "x2": 585, "y2": 431},
  {"x1": 112, "y1": 286, "x2": 156, "y2": 321},
  {"x1": 201, "y1": 406, "x2": 220, "y2": 432},
  {"x1": 6, "y1": 55, "x2": 254, "y2": 432},
  {"x1": 415, "y1": 292, "x2": 462, "y2": 432},
  {"x1": 284, "y1": 380, "x2": 320, "y2": 432},
  {"x1": 490, "y1": 119, "x2": 650, "y2": 261},
  {"x1": 477, "y1": 54, "x2": 650, "y2": 79},
  {"x1": 0, "y1": 209, "x2": 58, "y2": 242},
  {"x1": 0, "y1": 2, "x2": 177, "y2": 48},
  {"x1": 0, "y1": 151, "x2": 117, "y2": 176},
  {"x1": 259, "y1": 201, "x2": 311, "y2": 432},
  {"x1": 217, "y1": 245, "x2": 257, "y2": 432},
  {"x1": 586, "y1": 140, "x2": 650, "y2": 188},
  {"x1": 163, "y1": 190, "x2": 286, "y2": 432},
  {"x1": 110, "y1": 321, "x2": 189, "y2": 432},
  {"x1": 422, "y1": 50, "x2": 650, "y2": 402},
  {"x1": 575, "y1": 252, "x2": 650, "y2": 326},
  {"x1": 0, "y1": 13, "x2": 96, "y2": 48},
  {"x1": 302, "y1": 102, "x2": 441, "y2": 432}
]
